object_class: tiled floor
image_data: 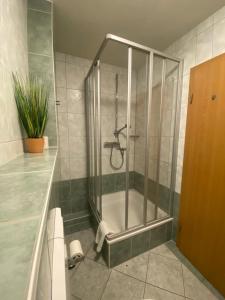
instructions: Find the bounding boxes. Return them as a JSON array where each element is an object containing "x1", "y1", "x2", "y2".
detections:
[{"x1": 66, "y1": 228, "x2": 225, "y2": 300}]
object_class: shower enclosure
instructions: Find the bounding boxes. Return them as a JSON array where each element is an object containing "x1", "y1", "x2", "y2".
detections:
[{"x1": 85, "y1": 34, "x2": 182, "y2": 252}]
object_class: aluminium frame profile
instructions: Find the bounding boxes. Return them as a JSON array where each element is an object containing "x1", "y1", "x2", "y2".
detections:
[
  {"x1": 96, "y1": 59, "x2": 102, "y2": 218},
  {"x1": 125, "y1": 47, "x2": 132, "y2": 230},
  {"x1": 85, "y1": 33, "x2": 183, "y2": 242},
  {"x1": 84, "y1": 77, "x2": 91, "y2": 207},
  {"x1": 168, "y1": 60, "x2": 184, "y2": 218},
  {"x1": 93, "y1": 68, "x2": 98, "y2": 210},
  {"x1": 154, "y1": 59, "x2": 167, "y2": 220},
  {"x1": 85, "y1": 33, "x2": 181, "y2": 80},
  {"x1": 107, "y1": 217, "x2": 174, "y2": 244},
  {"x1": 143, "y1": 52, "x2": 154, "y2": 225}
]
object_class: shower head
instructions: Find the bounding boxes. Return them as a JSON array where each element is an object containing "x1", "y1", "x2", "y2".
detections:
[{"x1": 114, "y1": 124, "x2": 127, "y2": 137}]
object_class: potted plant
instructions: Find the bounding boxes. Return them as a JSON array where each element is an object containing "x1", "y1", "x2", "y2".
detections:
[{"x1": 13, "y1": 74, "x2": 49, "y2": 153}]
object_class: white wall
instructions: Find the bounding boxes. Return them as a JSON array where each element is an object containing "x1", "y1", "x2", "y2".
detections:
[
  {"x1": 100, "y1": 63, "x2": 136, "y2": 174},
  {"x1": 55, "y1": 53, "x2": 90, "y2": 181},
  {"x1": 0, "y1": 0, "x2": 28, "y2": 166},
  {"x1": 55, "y1": 53, "x2": 136, "y2": 181},
  {"x1": 165, "y1": 5, "x2": 225, "y2": 193},
  {"x1": 135, "y1": 60, "x2": 178, "y2": 188}
]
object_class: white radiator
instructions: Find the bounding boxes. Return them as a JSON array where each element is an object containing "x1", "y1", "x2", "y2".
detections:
[{"x1": 50, "y1": 208, "x2": 67, "y2": 300}]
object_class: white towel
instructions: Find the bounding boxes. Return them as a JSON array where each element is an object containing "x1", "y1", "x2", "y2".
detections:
[{"x1": 95, "y1": 221, "x2": 112, "y2": 253}]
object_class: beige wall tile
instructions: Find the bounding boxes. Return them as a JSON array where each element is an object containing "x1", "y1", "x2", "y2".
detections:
[
  {"x1": 56, "y1": 87, "x2": 67, "y2": 113},
  {"x1": 58, "y1": 134, "x2": 69, "y2": 158},
  {"x1": 213, "y1": 18, "x2": 225, "y2": 56},
  {"x1": 55, "y1": 53, "x2": 137, "y2": 181},
  {"x1": 55, "y1": 61, "x2": 66, "y2": 88},
  {"x1": 0, "y1": 0, "x2": 28, "y2": 166},
  {"x1": 68, "y1": 113, "x2": 86, "y2": 137},
  {"x1": 66, "y1": 55, "x2": 91, "y2": 69},
  {"x1": 67, "y1": 89, "x2": 85, "y2": 114},
  {"x1": 55, "y1": 52, "x2": 66, "y2": 62},
  {"x1": 196, "y1": 16, "x2": 213, "y2": 34},
  {"x1": 60, "y1": 158, "x2": 70, "y2": 180},
  {"x1": 176, "y1": 36, "x2": 197, "y2": 76},
  {"x1": 70, "y1": 157, "x2": 87, "y2": 179},
  {"x1": 66, "y1": 63, "x2": 87, "y2": 90},
  {"x1": 58, "y1": 112, "x2": 68, "y2": 137},
  {"x1": 213, "y1": 5, "x2": 225, "y2": 24},
  {"x1": 69, "y1": 136, "x2": 87, "y2": 158},
  {"x1": 196, "y1": 27, "x2": 213, "y2": 64}
]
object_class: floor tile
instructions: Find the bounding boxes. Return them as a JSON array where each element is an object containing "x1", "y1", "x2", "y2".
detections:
[
  {"x1": 182, "y1": 265, "x2": 222, "y2": 300},
  {"x1": 70, "y1": 258, "x2": 111, "y2": 300},
  {"x1": 146, "y1": 253, "x2": 184, "y2": 296},
  {"x1": 86, "y1": 242, "x2": 107, "y2": 266},
  {"x1": 65, "y1": 228, "x2": 95, "y2": 255},
  {"x1": 101, "y1": 270, "x2": 145, "y2": 300},
  {"x1": 68, "y1": 260, "x2": 82, "y2": 280},
  {"x1": 144, "y1": 283, "x2": 186, "y2": 300},
  {"x1": 66, "y1": 233, "x2": 224, "y2": 300},
  {"x1": 150, "y1": 241, "x2": 179, "y2": 260},
  {"x1": 114, "y1": 252, "x2": 149, "y2": 282},
  {"x1": 166, "y1": 242, "x2": 205, "y2": 281}
]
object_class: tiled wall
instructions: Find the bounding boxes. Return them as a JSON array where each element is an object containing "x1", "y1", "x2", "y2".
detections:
[
  {"x1": 133, "y1": 58, "x2": 178, "y2": 220},
  {"x1": 27, "y1": 0, "x2": 57, "y2": 146},
  {"x1": 100, "y1": 63, "x2": 136, "y2": 174},
  {"x1": 54, "y1": 53, "x2": 137, "y2": 223},
  {"x1": 55, "y1": 53, "x2": 90, "y2": 221},
  {"x1": 55, "y1": 53, "x2": 136, "y2": 181},
  {"x1": 0, "y1": 0, "x2": 28, "y2": 166},
  {"x1": 134, "y1": 65, "x2": 148, "y2": 178},
  {"x1": 164, "y1": 5, "x2": 225, "y2": 239},
  {"x1": 56, "y1": 5, "x2": 225, "y2": 236},
  {"x1": 135, "y1": 60, "x2": 178, "y2": 188},
  {"x1": 165, "y1": 5, "x2": 225, "y2": 194},
  {"x1": 104, "y1": 221, "x2": 172, "y2": 267},
  {"x1": 55, "y1": 53, "x2": 90, "y2": 182}
]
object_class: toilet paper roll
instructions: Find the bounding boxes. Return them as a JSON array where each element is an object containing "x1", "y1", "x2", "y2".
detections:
[{"x1": 69, "y1": 240, "x2": 84, "y2": 261}]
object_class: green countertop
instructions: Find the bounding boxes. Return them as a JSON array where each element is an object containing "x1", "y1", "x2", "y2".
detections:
[{"x1": 0, "y1": 148, "x2": 57, "y2": 300}]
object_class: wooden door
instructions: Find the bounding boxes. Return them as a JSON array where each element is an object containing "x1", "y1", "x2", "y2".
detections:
[{"x1": 177, "y1": 53, "x2": 225, "y2": 296}]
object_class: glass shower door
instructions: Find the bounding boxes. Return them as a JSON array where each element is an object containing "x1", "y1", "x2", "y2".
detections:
[
  {"x1": 128, "y1": 48, "x2": 149, "y2": 230},
  {"x1": 146, "y1": 54, "x2": 179, "y2": 222},
  {"x1": 86, "y1": 64, "x2": 102, "y2": 219}
]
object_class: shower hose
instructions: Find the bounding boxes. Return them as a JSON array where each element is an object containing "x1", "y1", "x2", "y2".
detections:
[{"x1": 109, "y1": 134, "x2": 125, "y2": 170}]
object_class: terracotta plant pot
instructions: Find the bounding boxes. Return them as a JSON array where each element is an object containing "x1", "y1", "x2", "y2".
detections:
[{"x1": 25, "y1": 138, "x2": 44, "y2": 153}]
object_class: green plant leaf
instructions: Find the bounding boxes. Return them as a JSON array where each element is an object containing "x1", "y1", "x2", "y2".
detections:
[{"x1": 12, "y1": 73, "x2": 49, "y2": 138}]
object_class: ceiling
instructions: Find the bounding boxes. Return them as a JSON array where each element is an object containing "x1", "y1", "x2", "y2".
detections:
[{"x1": 54, "y1": 0, "x2": 225, "y2": 64}]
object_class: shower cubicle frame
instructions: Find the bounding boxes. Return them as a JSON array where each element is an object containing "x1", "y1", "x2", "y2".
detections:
[{"x1": 85, "y1": 34, "x2": 183, "y2": 243}]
